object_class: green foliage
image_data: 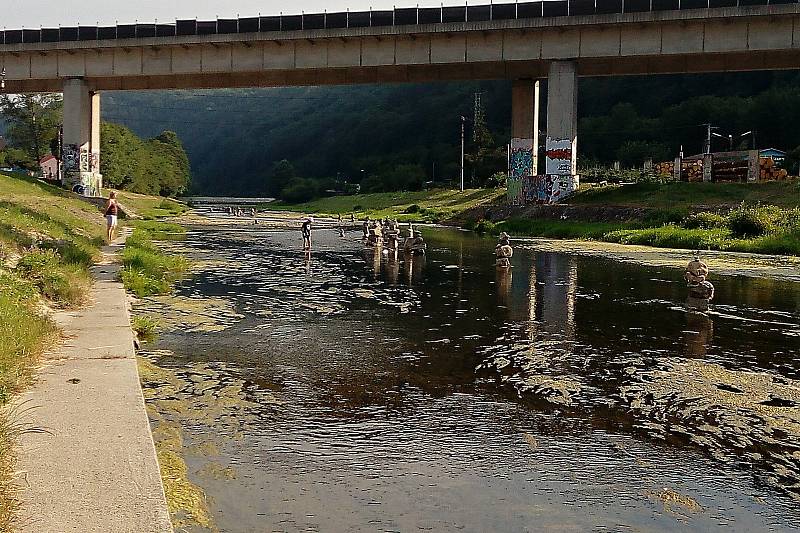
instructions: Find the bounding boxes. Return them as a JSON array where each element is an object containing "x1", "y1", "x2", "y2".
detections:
[
  {"x1": 361, "y1": 164, "x2": 426, "y2": 193},
  {"x1": 496, "y1": 219, "x2": 629, "y2": 240},
  {"x1": 603, "y1": 225, "x2": 730, "y2": 249},
  {"x1": 15, "y1": 248, "x2": 90, "y2": 307},
  {"x1": 268, "y1": 160, "x2": 297, "y2": 197},
  {"x1": 100, "y1": 122, "x2": 191, "y2": 197},
  {"x1": 131, "y1": 315, "x2": 159, "y2": 343},
  {"x1": 0, "y1": 147, "x2": 36, "y2": 170},
  {"x1": 0, "y1": 93, "x2": 63, "y2": 167},
  {"x1": 280, "y1": 177, "x2": 321, "y2": 203},
  {"x1": 270, "y1": 188, "x2": 502, "y2": 223},
  {"x1": 725, "y1": 203, "x2": 784, "y2": 238},
  {"x1": 0, "y1": 272, "x2": 56, "y2": 404},
  {"x1": 682, "y1": 211, "x2": 727, "y2": 229},
  {"x1": 121, "y1": 228, "x2": 188, "y2": 297}
]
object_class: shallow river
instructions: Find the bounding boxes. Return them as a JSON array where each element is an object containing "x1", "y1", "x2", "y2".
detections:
[{"x1": 136, "y1": 217, "x2": 800, "y2": 532}]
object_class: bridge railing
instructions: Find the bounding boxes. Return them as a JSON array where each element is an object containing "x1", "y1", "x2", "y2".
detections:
[{"x1": 1, "y1": 0, "x2": 795, "y2": 45}]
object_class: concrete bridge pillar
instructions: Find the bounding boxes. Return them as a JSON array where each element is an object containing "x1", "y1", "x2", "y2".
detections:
[
  {"x1": 511, "y1": 79, "x2": 540, "y2": 176},
  {"x1": 62, "y1": 78, "x2": 101, "y2": 196},
  {"x1": 545, "y1": 61, "x2": 578, "y2": 179}
]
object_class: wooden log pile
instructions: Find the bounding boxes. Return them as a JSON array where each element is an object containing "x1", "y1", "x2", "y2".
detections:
[
  {"x1": 681, "y1": 159, "x2": 704, "y2": 182},
  {"x1": 654, "y1": 161, "x2": 674, "y2": 177},
  {"x1": 713, "y1": 159, "x2": 749, "y2": 182},
  {"x1": 759, "y1": 157, "x2": 789, "y2": 181}
]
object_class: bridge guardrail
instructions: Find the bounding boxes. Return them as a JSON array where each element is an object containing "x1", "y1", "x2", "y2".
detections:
[{"x1": 1, "y1": 0, "x2": 797, "y2": 45}]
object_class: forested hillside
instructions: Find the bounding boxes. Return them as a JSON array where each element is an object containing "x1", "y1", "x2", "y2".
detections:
[{"x1": 101, "y1": 71, "x2": 800, "y2": 196}]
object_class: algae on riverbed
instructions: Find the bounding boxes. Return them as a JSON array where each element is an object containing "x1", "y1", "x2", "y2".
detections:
[{"x1": 137, "y1": 353, "x2": 280, "y2": 530}]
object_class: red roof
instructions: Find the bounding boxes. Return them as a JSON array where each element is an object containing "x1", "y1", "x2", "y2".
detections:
[{"x1": 39, "y1": 154, "x2": 57, "y2": 164}]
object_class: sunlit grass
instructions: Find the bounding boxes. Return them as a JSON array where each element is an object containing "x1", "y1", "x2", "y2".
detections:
[
  {"x1": 121, "y1": 226, "x2": 188, "y2": 297},
  {"x1": 269, "y1": 188, "x2": 503, "y2": 222}
]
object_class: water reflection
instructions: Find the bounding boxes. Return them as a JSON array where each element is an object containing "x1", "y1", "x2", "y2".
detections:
[{"x1": 138, "y1": 221, "x2": 800, "y2": 532}]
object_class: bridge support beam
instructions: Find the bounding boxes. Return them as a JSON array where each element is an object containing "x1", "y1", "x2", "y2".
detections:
[
  {"x1": 511, "y1": 79, "x2": 540, "y2": 176},
  {"x1": 545, "y1": 61, "x2": 578, "y2": 178},
  {"x1": 62, "y1": 78, "x2": 102, "y2": 196}
]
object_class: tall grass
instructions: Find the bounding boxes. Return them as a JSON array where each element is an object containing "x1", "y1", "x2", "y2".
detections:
[{"x1": 121, "y1": 223, "x2": 188, "y2": 297}]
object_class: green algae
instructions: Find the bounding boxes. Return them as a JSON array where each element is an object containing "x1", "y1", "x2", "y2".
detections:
[{"x1": 137, "y1": 353, "x2": 278, "y2": 530}]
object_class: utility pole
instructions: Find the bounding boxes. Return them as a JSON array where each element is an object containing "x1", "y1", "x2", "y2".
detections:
[
  {"x1": 460, "y1": 115, "x2": 465, "y2": 192},
  {"x1": 703, "y1": 123, "x2": 718, "y2": 155}
]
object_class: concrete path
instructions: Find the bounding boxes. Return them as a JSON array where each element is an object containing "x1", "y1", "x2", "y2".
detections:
[{"x1": 15, "y1": 236, "x2": 172, "y2": 532}]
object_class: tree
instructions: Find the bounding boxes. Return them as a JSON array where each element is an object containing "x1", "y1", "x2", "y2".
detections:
[
  {"x1": 268, "y1": 160, "x2": 296, "y2": 197},
  {"x1": 465, "y1": 119, "x2": 506, "y2": 187},
  {"x1": 100, "y1": 122, "x2": 191, "y2": 196},
  {"x1": 0, "y1": 94, "x2": 63, "y2": 166}
]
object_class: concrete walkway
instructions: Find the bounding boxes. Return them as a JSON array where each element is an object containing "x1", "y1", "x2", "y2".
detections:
[{"x1": 15, "y1": 236, "x2": 172, "y2": 532}]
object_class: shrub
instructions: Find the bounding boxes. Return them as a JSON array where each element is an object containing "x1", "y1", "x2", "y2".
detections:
[
  {"x1": 404, "y1": 204, "x2": 421, "y2": 214},
  {"x1": 726, "y1": 203, "x2": 782, "y2": 238},
  {"x1": 682, "y1": 211, "x2": 726, "y2": 230},
  {"x1": 473, "y1": 219, "x2": 497, "y2": 235}
]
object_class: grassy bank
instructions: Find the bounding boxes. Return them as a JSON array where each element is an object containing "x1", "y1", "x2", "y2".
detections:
[
  {"x1": 121, "y1": 221, "x2": 188, "y2": 298},
  {"x1": 106, "y1": 189, "x2": 188, "y2": 220},
  {"x1": 472, "y1": 199, "x2": 800, "y2": 255},
  {"x1": 269, "y1": 188, "x2": 503, "y2": 222},
  {"x1": 570, "y1": 181, "x2": 800, "y2": 209},
  {"x1": 0, "y1": 172, "x2": 109, "y2": 529}
]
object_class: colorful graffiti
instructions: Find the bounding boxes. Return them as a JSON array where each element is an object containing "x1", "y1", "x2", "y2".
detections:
[
  {"x1": 545, "y1": 137, "x2": 573, "y2": 176},
  {"x1": 63, "y1": 144, "x2": 80, "y2": 172},
  {"x1": 507, "y1": 177, "x2": 523, "y2": 206},
  {"x1": 510, "y1": 138, "x2": 534, "y2": 179},
  {"x1": 510, "y1": 174, "x2": 580, "y2": 205},
  {"x1": 89, "y1": 151, "x2": 100, "y2": 173}
]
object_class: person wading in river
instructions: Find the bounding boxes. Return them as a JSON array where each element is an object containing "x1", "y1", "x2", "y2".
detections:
[
  {"x1": 301, "y1": 217, "x2": 313, "y2": 250},
  {"x1": 104, "y1": 191, "x2": 119, "y2": 243}
]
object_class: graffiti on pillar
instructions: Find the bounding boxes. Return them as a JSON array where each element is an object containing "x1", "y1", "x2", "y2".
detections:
[
  {"x1": 545, "y1": 137, "x2": 573, "y2": 176},
  {"x1": 510, "y1": 138, "x2": 534, "y2": 179},
  {"x1": 63, "y1": 144, "x2": 80, "y2": 172},
  {"x1": 89, "y1": 151, "x2": 100, "y2": 173},
  {"x1": 514, "y1": 174, "x2": 580, "y2": 205},
  {"x1": 507, "y1": 177, "x2": 523, "y2": 206},
  {"x1": 79, "y1": 150, "x2": 89, "y2": 172},
  {"x1": 508, "y1": 138, "x2": 534, "y2": 205}
]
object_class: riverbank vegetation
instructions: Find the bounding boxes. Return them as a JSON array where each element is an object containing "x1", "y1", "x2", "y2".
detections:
[
  {"x1": 472, "y1": 200, "x2": 800, "y2": 256},
  {"x1": 269, "y1": 188, "x2": 502, "y2": 222},
  {"x1": 121, "y1": 221, "x2": 188, "y2": 298},
  {"x1": 0, "y1": 171, "x2": 107, "y2": 529}
]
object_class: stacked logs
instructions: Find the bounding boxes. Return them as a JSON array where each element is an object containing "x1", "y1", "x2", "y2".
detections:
[
  {"x1": 759, "y1": 158, "x2": 790, "y2": 181},
  {"x1": 654, "y1": 161, "x2": 674, "y2": 177},
  {"x1": 681, "y1": 159, "x2": 704, "y2": 182},
  {"x1": 713, "y1": 160, "x2": 749, "y2": 182}
]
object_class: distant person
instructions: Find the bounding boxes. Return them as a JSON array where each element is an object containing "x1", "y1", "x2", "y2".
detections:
[
  {"x1": 302, "y1": 217, "x2": 313, "y2": 250},
  {"x1": 104, "y1": 191, "x2": 119, "y2": 243},
  {"x1": 350, "y1": 213, "x2": 355, "y2": 223},
  {"x1": 337, "y1": 213, "x2": 342, "y2": 222}
]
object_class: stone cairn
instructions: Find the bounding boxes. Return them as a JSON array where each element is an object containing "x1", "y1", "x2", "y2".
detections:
[
  {"x1": 495, "y1": 232, "x2": 513, "y2": 268},
  {"x1": 685, "y1": 253, "x2": 715, "y2": 307}
]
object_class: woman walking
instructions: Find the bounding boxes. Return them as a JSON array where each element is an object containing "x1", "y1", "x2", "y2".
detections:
[{"x1": 105, "y1": 191, "x2": 119, "y2": 243}]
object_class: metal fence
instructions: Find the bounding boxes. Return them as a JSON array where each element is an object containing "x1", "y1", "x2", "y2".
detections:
[{"x1": 1, "y1": 0, "x2": 796, "y2": 45}]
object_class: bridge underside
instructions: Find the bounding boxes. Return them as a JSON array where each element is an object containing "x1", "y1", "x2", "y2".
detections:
[{"x1": 6, "y1": 50, "x2": 800, "y2": 93}]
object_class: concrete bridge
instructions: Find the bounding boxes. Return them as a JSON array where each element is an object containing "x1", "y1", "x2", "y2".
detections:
[{"x1": 1, "y1": 2, "x2": 798, "y2": 194}]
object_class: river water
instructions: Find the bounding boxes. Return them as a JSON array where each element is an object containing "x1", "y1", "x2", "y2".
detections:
[{"x1": 136, "y1": 216, "x2": 800, "y2": 532}]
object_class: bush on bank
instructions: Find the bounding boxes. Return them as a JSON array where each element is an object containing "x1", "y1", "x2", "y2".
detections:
[
  {"x1": 469, "y1": 203, "x2": 800, "y2": 256},
  {"x1": 121, "y1": 222, "x2": 188, "y2": 298}
]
